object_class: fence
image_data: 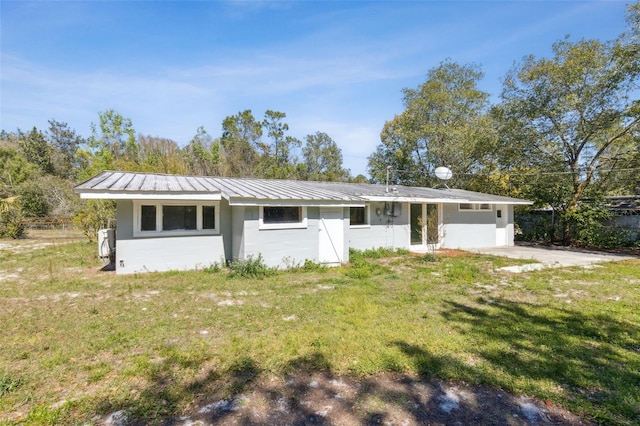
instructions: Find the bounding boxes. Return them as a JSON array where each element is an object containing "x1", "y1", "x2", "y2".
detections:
[{"x1": 23, "y1": 217, "x2": 75, "y2": 231}]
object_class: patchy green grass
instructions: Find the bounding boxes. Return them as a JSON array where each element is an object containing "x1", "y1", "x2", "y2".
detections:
[{"x1": 1, "y1": 239, "x2": 639, "y2": 425}]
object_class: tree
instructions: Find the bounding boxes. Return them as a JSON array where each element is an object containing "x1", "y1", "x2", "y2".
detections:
[
  {"x1": 302, "y1": 132, "x2": 349, "y2": 181},
  {"x1": 18, "y1": 127, "x2": 54, "y2": 175},
  {"x1": 258, "y1": 110, "x2": 301, "y2": 179},
  {"x1": 47, "y1": 119, "x2": 84, "y2": 179},
  {"x1": 495, "y1": 5, "x2": 640, "y2": 241},
  {"x1": 367, "y1": 61, "x2": 495, "y2": 188},
  {"x1": 220, "y1": 110, "x2": 261, "y2": 177},
  {"x1": 85, "y1": 109, "x2": 137, "y2": 176},
  {"x1": 137, "y1": 135, "x2": 187, "y2": 174},
  {"x1": 183, "y1": 126, "x2": 222, "y2": 176},
  {"x1": 0, "y1": 141, "x2": 38, "y2": 198}
]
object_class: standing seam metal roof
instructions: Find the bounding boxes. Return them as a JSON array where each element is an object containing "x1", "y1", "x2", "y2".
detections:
[{"x1": 75, "y1": 171, "x2": 532, "y2": 204}]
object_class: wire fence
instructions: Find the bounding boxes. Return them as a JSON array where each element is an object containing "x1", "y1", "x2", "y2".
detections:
[{"x1": 22, "y1": 217, "x2": 74, "y2": 231}]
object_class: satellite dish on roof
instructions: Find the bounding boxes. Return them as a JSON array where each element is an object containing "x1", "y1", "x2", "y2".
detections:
[{"x1": 434, "y1": 166, "x2": 453, "y2": 180}]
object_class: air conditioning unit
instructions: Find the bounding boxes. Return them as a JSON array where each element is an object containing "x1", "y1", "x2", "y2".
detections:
[{"x1": 98, "y1": 228, "x2": 115, "y2": 259}]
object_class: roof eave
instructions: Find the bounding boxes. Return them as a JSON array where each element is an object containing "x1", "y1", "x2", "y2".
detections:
[{"x1": 77, "y1": 190, "x2": 222, "y2": 201}]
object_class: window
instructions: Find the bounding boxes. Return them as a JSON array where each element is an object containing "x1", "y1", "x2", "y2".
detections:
[
  {"x1": 203, "y1": 205, "x2": 216, "y2": 229},
  {"x1": 134, "y1": 201, "x2": 219, "y2": 236},
  {"x1": 141, "y1": 205, "x2": 157, "y2": 231},
  {"x1": 259, "y1": 206, "x2": 307, "y2": 230},
  {"x1": 350, "y1": 206, "x2": 368, "y2": 227},
  {"x1": 163, "y1": 205, "x2": 197, "y2": 231},
  {"x1": 459, "y1": 203, "x2": 492, "y2": 212},
  {"x1": 264, "y1": 206, "x2": 301, "y2": 224}
]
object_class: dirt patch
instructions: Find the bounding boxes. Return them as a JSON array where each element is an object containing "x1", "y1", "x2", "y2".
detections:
[{"x1": 106, "y1": 372, "x2": 589, "y2": 425}]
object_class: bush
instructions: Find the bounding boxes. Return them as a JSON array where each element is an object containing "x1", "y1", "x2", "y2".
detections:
[
  {"x1": 563, "y1": 205, "x2": 632, "y2": 248},
  {"x1": 17, "y1": 181, "x2": 48, "y2": 217},
  {"x1": 72, "y1": 199, "x2": 116, "y2": 242},
  {"x1": 0, "y1": 200, "x2": 25, "y2": 239},
  {"x1": 228, "y1": 254, "x2": 274, "y2": 279}
]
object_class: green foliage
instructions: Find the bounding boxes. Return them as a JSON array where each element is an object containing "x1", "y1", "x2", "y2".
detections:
[
  {"x1": 349, "y1": 247, "x2": 405, "y2": 261},
  {"x1": 302, "y1": 131, "x2": 349, "y2": 181},
  {"x1": 25, "y1": 404, "x2": 66, "y2": 425},
  {"x1": 17, "y1": 180, "x2": 48, "y2": 217},
  {"x1": 18, "y1": 127, "x2": 54, "y2": 175},
  {"x1": 87, "y1": 109, "x2": 138, "y2": 173},
  {"x1": 563, "y1": 205, "x2": 632, "y2": 248},
  {"x1": 368, "y1": 60, "x2": 493, "y2": 188},
  {"x1": 497, "y1": 34, "x2": 640, "y2": 216},
  {"x1": 47, "y1": 119, "x2": 84, "y2": 179},
  {"x1": 183, "y1": 126, "x2": 222, "y2": 176},
  {"x1": 0, "y1": 143, "x2": 39, "y2": 197},
  {"x1": 220, "y1": 110, "x2": 262, "y2": 177},
  {"x1": 0, "y1": 371, "x2": 23, "y2": 396},
  {"x1": 228, "y1": 254, "x2": 275, "y2": 279},
  {"x1": 72, "y1": 200, "x2": 116, "y2": 242},
  {"x1": 0, "y1": 199, "x2": 25, "y2": 239}
]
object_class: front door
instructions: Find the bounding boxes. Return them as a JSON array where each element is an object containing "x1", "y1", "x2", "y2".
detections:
[
  {"x1": 410, "y1": 203, "x2": 440, "y2": 250},
  {"x1": 496, "y1": 207, "x2": 508, "y2": 246},
  {"x1": 318, "y1": 207, "x2": 344, "y2": 265}
]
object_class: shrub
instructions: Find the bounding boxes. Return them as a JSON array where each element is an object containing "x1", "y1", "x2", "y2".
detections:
[
  {"x1": 17, "y1": 181, "x2": 48, "y2": 217},
  {"x1": 228, "y1": 254, "x2": 274, "y2": 279},
  {"x1": 72, "y1": 199, "x2": 116, "y2": 242},
  {"x1": 0, "y1": 199, "x2": 25, "y2": 239},
  {"x1": 563, "y1": 205, "x2": 632, "y2": 248}
]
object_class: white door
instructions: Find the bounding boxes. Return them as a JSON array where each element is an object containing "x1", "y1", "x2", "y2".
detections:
[
  {"x1": 496, "y1": 207, "x2": 508, "y2": 246},
  {"x1": 318, "y1": 208, "x2": 344, "y2": 265}
]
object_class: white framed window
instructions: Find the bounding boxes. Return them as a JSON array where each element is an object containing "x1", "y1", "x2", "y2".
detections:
[
  {"x1": 459, "y1": 203, "x2": 492, "y2": 212},
  {"x1": 133, "y1": 200, "x2": 220, "y2": 237},
  {"x1": 259, "y1": 206, "x2": 307, "y2": 230},
  {"x1": 349, "y1": 206, "x2": 369, "y2": 227}
]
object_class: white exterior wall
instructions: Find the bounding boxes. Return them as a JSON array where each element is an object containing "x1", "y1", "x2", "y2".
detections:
[
  {"x1": 114, "y1": 200, "x2": 227, "y2": 274},
  {"x1": 348, "y1": 201, "x2": 412, "y2": 251},
  {"x1": 440, "y1": 203, "x2": 495, "y2": 248},
  {"x1": 233, "y1": 206, "x2": 350, "y2": 268},
  {"x1": 440, "y1": 203, "x2": 516, "y2": 248}
]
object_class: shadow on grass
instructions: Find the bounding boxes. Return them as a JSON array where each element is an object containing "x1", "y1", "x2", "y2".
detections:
[
  {"x1": 91, "y1": 299, "x2": 639, "y2": 425},
  {"x1": 96, "y1": 348, "x2": 579, "y2": 426},
  {"x1": 433, "y1": 299, "x2": 640, "y2": 424}
]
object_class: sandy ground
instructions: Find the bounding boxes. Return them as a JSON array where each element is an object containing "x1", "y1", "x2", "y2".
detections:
[{"x1": 104, "y1": 372, "x2": 589, "y2": 425}]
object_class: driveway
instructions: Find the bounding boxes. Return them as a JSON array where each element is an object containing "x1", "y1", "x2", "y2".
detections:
[{"x1": 469, "y1": 242, "x2": 637, "y2": 272}]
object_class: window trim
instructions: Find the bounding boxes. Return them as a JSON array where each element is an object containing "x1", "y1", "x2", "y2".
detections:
[
  {"x1": 133, "y1": 200, "x2": 220, "y2": 237},
  {"x1": 458, "y1": 203, "x2": 492, "y2": 212},
  {"x1": 349, "y1": 205, "x2": 370, "y2": 228},
  {"x1": 259, "y1": 206, "x2": 307, "y2": 230}
]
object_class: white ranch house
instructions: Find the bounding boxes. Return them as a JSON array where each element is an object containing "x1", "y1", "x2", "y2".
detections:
[{"x1": 75, "y1": 171, "x2": 532, "y2": 274}]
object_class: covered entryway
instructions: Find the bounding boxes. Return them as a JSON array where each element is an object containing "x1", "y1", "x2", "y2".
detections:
[
  {"x1": 410, "y1": 203, "x2": 440, "y2": 251},
  {"x1": 318, "y1": 207, "x2": 344, "y2": 265}
]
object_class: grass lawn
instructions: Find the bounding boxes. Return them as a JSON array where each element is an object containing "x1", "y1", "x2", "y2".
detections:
[{"x1": 1, "y1": 236, "x2": 639, "y2": 425}]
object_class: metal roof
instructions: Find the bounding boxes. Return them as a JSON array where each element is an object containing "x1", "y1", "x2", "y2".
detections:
[
  {"x1": 75, "y1": 171, "x2": 222, "y2": 200},
  {"x1": 207, "y1": 177, "x2": 363, "y2": 204},
  {"x1": 75, "y1": 171, "x2": 533, "y2": 205},
  {"x1": 437, "y1": 188, "x2": 532, "y2": 205}
]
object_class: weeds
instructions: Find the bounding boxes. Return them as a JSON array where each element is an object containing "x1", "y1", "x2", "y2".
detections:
[
  {"x1": 0, "y1": 371, "x2": 22, "y2": 397},
  {"x1": 228, "y1": 254, "x2": 275, "y2": 279}
]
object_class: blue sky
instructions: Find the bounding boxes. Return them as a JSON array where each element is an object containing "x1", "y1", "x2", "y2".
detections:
[{"x1": 0, "y1": 1, "x2": 631, "y2": 177}]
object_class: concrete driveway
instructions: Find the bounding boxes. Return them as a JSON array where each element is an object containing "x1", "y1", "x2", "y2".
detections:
[{"x1": 469, "y1": 242, "x2": 637, "y2": 272}]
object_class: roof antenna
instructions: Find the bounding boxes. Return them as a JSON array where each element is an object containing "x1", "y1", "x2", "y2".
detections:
[{"x1": 434, "y1": 166, "x2": 453, "y2": 189}]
